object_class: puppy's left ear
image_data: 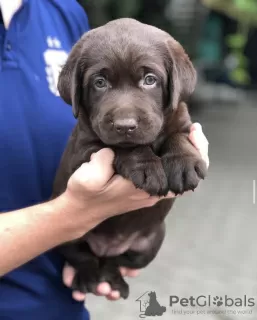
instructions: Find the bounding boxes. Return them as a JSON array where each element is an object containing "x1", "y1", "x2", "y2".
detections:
[{"x1": 165, "y1": 38, "x2": 197, "y2": 109}]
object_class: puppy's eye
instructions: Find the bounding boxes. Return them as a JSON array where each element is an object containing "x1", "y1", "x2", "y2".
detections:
[
  {"x1": 94, "y1": 77, "x2": 107, "y2": 89},
  {"x1": 143, "y1": 74, "x2": 157, "y2": 86}
]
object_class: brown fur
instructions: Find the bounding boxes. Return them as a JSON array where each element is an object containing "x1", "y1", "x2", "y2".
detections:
[{"x1": 52, "y1": 18, "x2": 207, "y2": 299}]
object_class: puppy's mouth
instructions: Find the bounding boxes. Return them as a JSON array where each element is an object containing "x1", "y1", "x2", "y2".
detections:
[
  {"x1": 116, "y1": 141, "x2": 138, "y2": 148},
  {"x1": 98, "y1": 135, "x2": 155, "y2": 148}
]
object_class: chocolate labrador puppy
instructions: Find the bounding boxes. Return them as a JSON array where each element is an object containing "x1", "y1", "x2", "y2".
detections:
[{"x1": 52, "y1": 18, "x2": 207, "y2": 299}]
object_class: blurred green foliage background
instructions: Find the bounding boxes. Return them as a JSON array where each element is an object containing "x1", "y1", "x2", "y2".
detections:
[
  {"x1": 77, "y1": 0, "x2": 257, "y2": 88},
  {"x1": 203, "y1": 0, "x2": 257, "y2": 26},
  {"x1": 78, "y1": 0, "x2": 173, "y2": 32}
]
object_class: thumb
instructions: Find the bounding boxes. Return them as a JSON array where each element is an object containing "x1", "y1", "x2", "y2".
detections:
[
  {"x1": 90, "y1": 148, "x2": 115, "y2": 169},
  {"x1": 76, "y1": 148, "x2": 115, "y2": 192},
  {"x1": 190, "y1": 122, "x2": 202, "y2": 133}
]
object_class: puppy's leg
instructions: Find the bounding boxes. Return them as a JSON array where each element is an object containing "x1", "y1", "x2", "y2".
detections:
[
  {"x1": 59, "y1": 241, "x2": 100, "y2": 293},
  {"x1": 69, "y1": 143, "x2": 104, "y2": 173},
  {"x1": 60, "y1": 223, "x2": 166, "y2": 299},
  {"x1": 60, "y1": 242, "x2": 130, "y2": 299},
  {"x1": 115, "y1": 222, "x2": 166, "y2": 269},
  {"x1": 75, "y1": 223, "x2": 166, "y2": 299},
  {"x1": 52, "y1": 142, "x2": 104, "y2": 198},
  {"x1": 113, "y1": 146, "x2": 168, "y2": 196},
  {"x1": 94, "y1": 258, "x2": 129, "y2": 299},
  {"x1": 159, "y1": 103, "x2": 207, "y2": 195},
  {"x1": 73, "y1": 258, "x2": 130, "y2": 299}
]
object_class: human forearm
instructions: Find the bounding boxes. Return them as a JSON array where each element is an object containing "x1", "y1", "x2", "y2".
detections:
[
  {"x1": 0, "y1": 149, "x2": 157, "y2": 277},
  {"x1": 0, "y1": 196, "x2": 98, "y2": 276}
]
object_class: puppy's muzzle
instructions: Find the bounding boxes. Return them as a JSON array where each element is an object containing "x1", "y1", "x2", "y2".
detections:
[
  {"x1": 113, "y1": 118, "x2": 138, "y2": 135},
  {"x1": 103, "y1": 109, "x2": 139, "y2": 138}
]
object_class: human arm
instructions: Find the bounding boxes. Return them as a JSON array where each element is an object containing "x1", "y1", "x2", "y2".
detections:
[{"x1": 0, "y1": 149, "x2": 166, "y2": 277}]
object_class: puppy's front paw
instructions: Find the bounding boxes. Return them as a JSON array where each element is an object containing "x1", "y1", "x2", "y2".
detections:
[
  {"x1": 162, "y1": 153, "x2": 207, "y2": 195},
  {"x1": 114, "y1": 154, "x2": 168, "y2": 196}
]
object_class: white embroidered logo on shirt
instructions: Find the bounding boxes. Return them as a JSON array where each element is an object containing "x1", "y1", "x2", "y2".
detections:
[{"x1": 44, "y1": 37, "x2": 68, "y2": 96}]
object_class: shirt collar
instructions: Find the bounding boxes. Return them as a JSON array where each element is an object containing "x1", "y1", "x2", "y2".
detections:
[{"x1": 0, "y1": 0, "x2": 24, "y2": 29}]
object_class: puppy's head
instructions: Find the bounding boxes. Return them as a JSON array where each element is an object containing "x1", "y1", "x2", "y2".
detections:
[{"x1": 58, "y1": 18, "x2": 196, "y2": 146}]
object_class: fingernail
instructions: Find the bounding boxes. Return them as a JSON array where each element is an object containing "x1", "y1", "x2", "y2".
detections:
[
  {"x1": 90, "y1": 153, "x2": 96, "y2": 160},
  {"x1": 193, "y1": 123, "x2": 202, "y2": 132}
]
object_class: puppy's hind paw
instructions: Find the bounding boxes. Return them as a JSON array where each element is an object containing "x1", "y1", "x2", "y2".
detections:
[{"x1": 72, "y1": 267, "x2": 129, "y2": 299}]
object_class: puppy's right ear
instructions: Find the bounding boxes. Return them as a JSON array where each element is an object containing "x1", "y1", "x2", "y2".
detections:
[
  {"x1": 165, "y1": 38, "x2": 197, "y2": 110},
  {"x1": 57, "y1": 39, "x2": 84, "y2": 118}
]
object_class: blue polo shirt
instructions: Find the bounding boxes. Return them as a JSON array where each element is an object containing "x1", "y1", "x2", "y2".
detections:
[{"x1": 0, "y1": 1, "x2": 90, "y2": 319}]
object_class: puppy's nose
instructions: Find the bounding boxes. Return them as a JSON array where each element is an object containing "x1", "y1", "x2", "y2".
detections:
[{"x1": 114, "y1": 118, "x2": 138, "y2": 134}]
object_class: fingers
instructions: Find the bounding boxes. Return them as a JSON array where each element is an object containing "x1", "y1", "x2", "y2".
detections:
[
  {"x1": 95, "y1": 283, "x2": 120, "y2": 301},
  {"x1": 106, "y1": 291, "x2": 120, "y2": 300},
  {"x1": 96, "y1": 268, "x2": 140, "y2": 300},
  {"x1": 63, "y1": 264, "x2": 86, "y2": 301},
  {"x1": 63, "y1": 264, "x2": 75, "y2": 287},
  {"x1": 90, "y1": 148, "x2": 115, "y2": 166},
  {"x1": 159, "y1": 191, "x2": 176, "y2": 200},
  {"x1": 72, "y1": 290, "x2": 86, "y2": 301},
  {"x1": 190, "y1": 122, "x2": 202, "y2": 133},
  {"x1": 105, "y1": 174, "x2": 154, "y2": 200},
  {"x1": 120, "y1": 267, "x2": 140, "y2": 277},
  {"x1": 74, "y1": 148, "x2": 115, "y2": 192},
  {"x1": 189, "y1": 123, "x2": 209, "y2": 168},
  {"x1": 96, "y1": 282, "x2": 112, "y2": 295},
  {"x1": 95, "y1": 282, "x2": 120, "y2": 300}
]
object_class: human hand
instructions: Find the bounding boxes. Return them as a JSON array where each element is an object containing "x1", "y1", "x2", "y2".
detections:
[
  {"x1": 62, "y1": 122, "x2": 209, "y2": 301},
  {"x1": 189, "y1": 122, "x2": 209, "y2": 168},
  {"x1": 61, "y1": 149, "x2": 176, "y2": 240}
]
